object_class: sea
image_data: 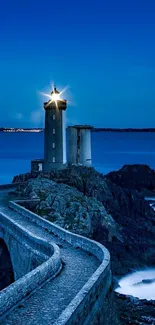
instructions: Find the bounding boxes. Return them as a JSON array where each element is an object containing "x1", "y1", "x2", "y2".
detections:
[{"x1": 1, "y1": 131, "x2": 155, "y2": 184}]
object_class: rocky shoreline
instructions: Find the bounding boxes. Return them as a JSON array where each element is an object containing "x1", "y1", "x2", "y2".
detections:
[
  {"x1": 115, "y1": 292, "x2": 155, "y2": 325},
  {"x1": 12, "y1": 165, "x2": 155, "y2": 324}
]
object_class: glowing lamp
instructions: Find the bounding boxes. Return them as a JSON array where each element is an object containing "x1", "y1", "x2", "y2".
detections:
[{"x1": 44, "y1": 86, "x2": 66, "y2": 110}]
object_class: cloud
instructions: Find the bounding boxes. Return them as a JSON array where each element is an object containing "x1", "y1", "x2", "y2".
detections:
[
  {"x1": 30, "y1": 108, "x2": 44, "y2": 127},
  {"x1": 15, "y1": 112, "x2": 23, "y2": 120}
]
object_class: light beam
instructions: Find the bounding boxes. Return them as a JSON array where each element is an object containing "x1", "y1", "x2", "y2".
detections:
[{"x1": 40, "y1": 84, "x2": 69, "y2": 109}]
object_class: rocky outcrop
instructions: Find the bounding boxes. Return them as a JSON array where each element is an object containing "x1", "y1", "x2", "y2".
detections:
[
  {"x1": 12, "y1": 166, "x2": 155, "y2": 276},
  {"x1": 14, "y1": 178, "x2": 119, "y2": 240},
  {"x1": 106, "y1": 164, "x2": 155, "y2": 195},
  {"x1": 115, "y1": 292, "x2": 155, "y2": 325}
]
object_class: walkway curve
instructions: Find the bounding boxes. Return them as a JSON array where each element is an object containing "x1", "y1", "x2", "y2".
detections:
[{"x1": 0, "y1": 188, "x2": 111, "y2": 325}]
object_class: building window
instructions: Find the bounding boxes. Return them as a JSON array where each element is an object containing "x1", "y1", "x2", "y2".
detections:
[
  {"x1": 53, "y1": 129, "x2": 55, "y2": 134},
  {"x1": 53, "y1": 157, "x2": 55, "y2": 163},
  {"x1": 38, "y1": 163, "x2": 43, "y2": 171},
  {"x1": 52, "y1": 143, "x2": 55, "y2": 148},
  {"x1": 53, "y1": 114, "x2": 55, "y2": 120}
]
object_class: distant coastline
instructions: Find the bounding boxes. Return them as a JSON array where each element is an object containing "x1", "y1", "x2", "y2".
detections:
[
  {"x1": 92, "y1": 128, "x2": 155, "y2": 132},
  {"x1": 0, "y1": 128, "x2": 44, "y2": 132},
  {"x1": 0, "y1": 127, "x2": 155, "y2": 133}
]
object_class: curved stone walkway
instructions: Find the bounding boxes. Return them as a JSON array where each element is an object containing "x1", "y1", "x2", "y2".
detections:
[{"x1": 0, "y1": 189, "x2": 100, "y2": 325}]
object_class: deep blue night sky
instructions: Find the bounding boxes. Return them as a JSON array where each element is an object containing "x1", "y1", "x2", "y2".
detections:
[{"x1": 0, "y1": 0, "x2": 155, "y2": 128}]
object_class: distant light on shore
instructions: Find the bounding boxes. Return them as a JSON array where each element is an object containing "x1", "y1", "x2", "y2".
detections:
[{"x1": 1, "y1": 128, "x2": 44, "y2": 133}]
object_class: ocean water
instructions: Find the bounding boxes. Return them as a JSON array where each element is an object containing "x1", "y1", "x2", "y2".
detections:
[
  {"x1": 115, "y1": 268, "x2": 155, "y2": 300},
  {"x1": 1, "y1": 131, "x2": 155, "y2": 184}
]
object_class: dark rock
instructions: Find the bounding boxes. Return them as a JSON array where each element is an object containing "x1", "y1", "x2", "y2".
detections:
[
  {"x1": 15, "y1": 177, "x2": 118, "y2": 239},
  {"x1": 106, "y1": 164, "x2": 155, "y2": 195},
  {"x1": 0, "y1": 239, "x2": 14, "y2": 290},
  {"x1": 13, "y1": 172, "x2": 35, "y2": 183},
  {"x1": 44, "y1": 166, "x2": 155, "y2": 275},
  {"x1": 115, "y1": 292, "x2": 155, "y2": 325},
  {"x1": 133, "y1": 278, "x2": 155, "y2": 286}
]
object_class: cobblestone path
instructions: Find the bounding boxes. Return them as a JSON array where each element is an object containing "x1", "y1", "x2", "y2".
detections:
[{"x1": 0, "y1": 189, "x2": 100, "y2": 325}]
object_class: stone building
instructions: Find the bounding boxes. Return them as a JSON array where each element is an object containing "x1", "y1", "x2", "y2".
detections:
[{"x1": 67, "y1": 125, "x2": 93, "y2": 166}]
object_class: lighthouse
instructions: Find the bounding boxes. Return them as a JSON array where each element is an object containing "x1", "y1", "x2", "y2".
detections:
[
  {"x1": 43, "y1": 86, "x2": 67, "y2": 171},
  {"x1": 30, "y1": 85, "x2": 93, "y2": 173}
]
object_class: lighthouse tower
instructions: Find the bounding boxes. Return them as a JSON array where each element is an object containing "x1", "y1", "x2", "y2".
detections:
[{"x1": 43, "y1": 86, "x2": 67, "y2": 171}]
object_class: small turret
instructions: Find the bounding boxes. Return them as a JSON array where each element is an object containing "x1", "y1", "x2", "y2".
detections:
[{"x1": 67, "y1": 125, "x2": 93, "y2": 166}]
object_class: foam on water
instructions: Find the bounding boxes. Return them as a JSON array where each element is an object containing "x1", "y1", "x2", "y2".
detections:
[{"x1": 115, "y1": 269, "x2": 155, "y2": 300}]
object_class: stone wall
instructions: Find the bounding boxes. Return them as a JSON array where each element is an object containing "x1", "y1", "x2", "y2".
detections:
[
  {"x1": 9, "y1": 200, "x2": 112, "y2": 325},
  {"x1": 0, "y1": 210, "x2": 53, "y2": 279},
  {"x1": 0, "y1": 210, "x2": 61, "y2": 319}
]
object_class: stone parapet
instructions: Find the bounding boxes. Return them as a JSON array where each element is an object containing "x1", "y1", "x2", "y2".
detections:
[
  {"x1": 0, "y1": 210, "x2": 61, "y2": 319},
  {"x1": 9, "y1": 200, "x2": 111, "y2": 325}
]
